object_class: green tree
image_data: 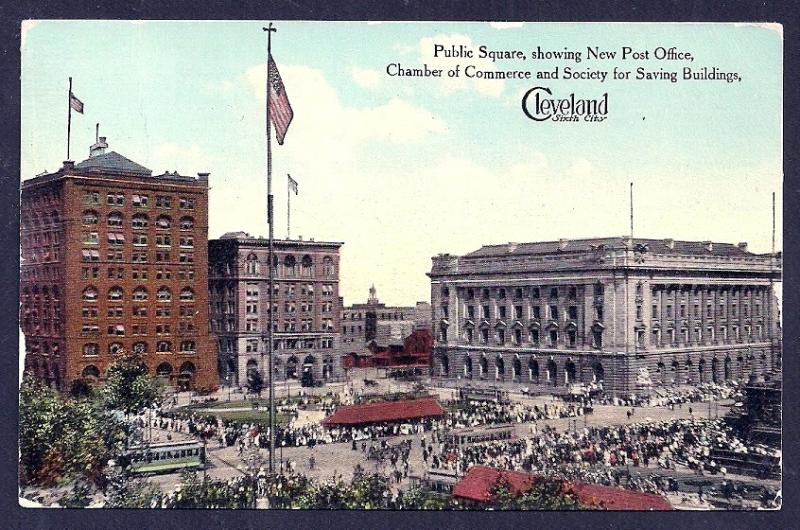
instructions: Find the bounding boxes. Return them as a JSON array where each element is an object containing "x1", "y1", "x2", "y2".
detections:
[
  {"x1": 488, "y1": 475, "x2": 585, "y2": 510},
  {"x1": 102, "y1": 354, "x2": 162, "y2": 416},
  {"x1": 104, "y1": 467, "x2": 161, "y2": 508},
  {"x1": 69, "y1": 378, "x2": 94, "y2": 400}
]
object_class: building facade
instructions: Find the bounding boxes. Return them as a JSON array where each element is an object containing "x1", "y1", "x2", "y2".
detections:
[
  {"x1": 208, "y1": 233, "x2": 343, "y2": 386},
  {"x1": 341, "y1": 285, "x2": 431, "y2": 348},
  {"x1": 20, "y1": 138, "x2": 218, "y2": 391},
  {"x1": 428, "y1": 237, "x2": 781, "y2": 395}
]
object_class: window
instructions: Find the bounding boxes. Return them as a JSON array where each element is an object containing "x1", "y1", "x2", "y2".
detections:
[
  {"x1": 132, "y1": 234, "x2": 148, "y2": 246},
  {"x1": 107, "y1": 212, "x2": 123, "y2": 227},
  {"x1": 132, "y1": 194, "x2": 149, "y2": 208},
  {"x1": 481, "y1": 305, "x2": 490, "y2": 319},
  {"x1": 549, "y1": 305, "x2": 558, "y2": 320},
  {"x1": 549, "y1": 329, "x2": 558, "y2": 347},
  {"x1": 81, "y1": 232, "x2": 99, "y2": 245},
  {"x1": 530, "y1": 329, "x2": 540, "y2": 345},
  {"x1": 83, "y1": 191, "x2": 101, "y2": 206},
  {"x1": 498, "y1": 288, "x2": 506, "y2": 299},
  {"x1": 531, "y1": 287, "x2": 540, "y2": 299},
  {"x1": 83, "y1": 343, "x2": 98, "y2": 356},
  {"x1": 498, "y1": 306, "x2": 506, "y2": 319},
  {"x1": 568, "y1": 306, "x2": 578, "y2": 320},
  {"x1": 481, "y1": 328, "x2": 489, "y2": 344},
  {"x1": 106, "y1": 193, "x2": 124, "y2": 206},
  {"x1": 108, "y1": 325, "x2": 125, "y2": 336},
  {"x1": 466, "y1": 288, "x2": 474, "y2": 300},
  {"x1": 568, "y1": 329, "x2": 577, "y2": 347},
  {"x1": 107, "y1": 232, "x2": 124, "y2": 246},
  {"x1": 180, "y1": 341, "x2": 196, "y2": 353},
  {"x1": 179, "y1": 197, "x2": 195, "y2": 209},
  {"x1": 156, "y1": 306, "x2": 171, "y2": 317},
  {"x1": 156, "y1": 196, "x2": 172, "y2": 209},
  {"x1": 133, "y1": 342, "x2": 147, "y2": 354},
  {"x1": 157, "y1": 341, "x2": 171, "y2": 353},
  {"x1": 179, "y1": 216, "x2": 194, "y2": 230},
  {"x1": 666, "y1": 305, "x2": 673, "y2": 318},
  {"x1": 133, "y1": 287, "x2": 148, "y2": 301},
  {"x1": 514, "y1": 305, "x2": 523, "y2": 319},
  {"x1": 179, "y1": 237, "x2": 194, "y2": 248},
  {"x1": 636, "y1": 305, "x2": 642, "y2": 320},
  {"x1": 82, "y1": 210, "x2": 98, "y2": 225},
  {"x1": 568, "y1": 286, "x2": 577, "y2": 299},
  {"x1": 157, "y1": 287, "x2": 172, "y2": 302},
  {"x1": 133, "y1": 306, "x2": 147, "y2": 317},
  {"x1": 496, "y1": 329, "x2": 505, "y2": 343},
  {"x1": 132, "y1": 251, "x2": 148, "y2": 263},
  {"x1": 156, "y1": 251, "x2": 170, "y2": 262},
  {"x1": 156, "y1": 215, "x2": 171, "y2": 230},
  {"x1": 156, "y1": 234, "x2": 171, "y2": 247},
  {"x1": 550, "y1": 287, "x2": 559, "y2": 299},
  {"x1": 132, "y1": 214, "x2": 149, "y2": 229},
  {"x1": 323, "y1": 256, "x2": 335, "y2": 276},
  {"x1": 532, "y1": 306, "x2": 540, "y2": 319},
  {"x1": 109, "y1": 342, "x2": 124, "y2": 355},
  {"x1": 82, "y1": 287, "x2": 98, "y2": 302},
  {"x1": 180, "y1": 288, "x2": 194, "y2": 301},
  {"x1": 652, "y1": 304, "x2": 658, "y2": 318},
  {"x1": 595, "y1": 305, "x2": 604, "y2": 320},
  {"x1": 107, "y1": 286, "x2": 123, "y2": 301},
  {"x1": 514, "y1": 288, "x2": 523, "y2": 299}
]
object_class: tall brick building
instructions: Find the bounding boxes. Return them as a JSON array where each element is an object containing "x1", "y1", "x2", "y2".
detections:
[
  {"x1": 341, "y1": 285, "x2": 431, "y2": 347},
  {"x1": 208, "y1": 233, "x2": 343, "y2": 386},
  {"x1": 20, "y1": 138, "x2": 217, "y2": 391},
  {"x1": 428, "y1": 237, "x2": 781, "y2": 395}
]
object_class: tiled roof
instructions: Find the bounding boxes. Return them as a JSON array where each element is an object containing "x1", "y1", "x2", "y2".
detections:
[
  {"x1": 452, "y1": 466, "x2": 672, "y2": 511},
  {"x1": 465, "y1": 237, "x2": 754, "y2": 258},
  {"x1": 75, "y1": 151, "x2": 152, "y2": 176},
  {"x1": 322, "y1": 397, "x2": 444, "y2": 426}
]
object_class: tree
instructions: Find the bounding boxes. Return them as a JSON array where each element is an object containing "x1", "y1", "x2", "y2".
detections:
[
  {"x1": 69, "y1": 378, "x2": 94, "y2": 400},
  {"x1": 246, "y1": 369, "x2": 264, "y2": 397},
  {"x1": 104, "y1": 466, "x2": 161, "y2": 508},
  {"x1": 102, "y1": 354, "x2": 162, "y2": 416},
  {"x1": 488, "y1": 475, "x2": 585, "y2": 510}
]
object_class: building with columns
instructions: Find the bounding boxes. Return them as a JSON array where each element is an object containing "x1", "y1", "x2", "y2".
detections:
[
  {"x1": 208, "y1": 233, "x2": 343, "y2": 386},
  {"x1": 428, "y1": 237, "x2": 781, "y2": 395},
  {"x1": 20, "y1": 137, "x2": 218, "y2": 391}
]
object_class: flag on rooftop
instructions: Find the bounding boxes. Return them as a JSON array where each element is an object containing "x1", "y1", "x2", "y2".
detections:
[
  {"x1": 69, "y1": 91, "x2": 84, "y2": 114},
  {"x1": 288, "y1": 174, "x2": 298, "y2": 194},
  {"x1": 268, "y1": 54, "x2": 293, "y2": 145}
]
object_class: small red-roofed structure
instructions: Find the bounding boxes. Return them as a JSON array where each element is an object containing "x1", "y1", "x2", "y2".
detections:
[
  {"x1": 322, "y1": 397, "x2": 444, "y2": 427},
  {"x1": 452, "y1": 466, "x2": 672, "y2": 511}
]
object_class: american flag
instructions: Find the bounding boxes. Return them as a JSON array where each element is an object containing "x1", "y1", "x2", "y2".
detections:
[
  {"x1": 69, "y1": 92, "x2": 84, "y2": 114},
  {"x1": 268, "y1": 54, "x2": 293, "y2": 145},
  {"x1": 288, "y1": 174, "x2": 298, "y2": 194}
]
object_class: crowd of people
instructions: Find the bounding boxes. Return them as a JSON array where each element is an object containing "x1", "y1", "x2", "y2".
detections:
[
  {"x1": 587, "y1": 382, "x2": 742, "y2": 408},
  {"x1": 449, "y1": 399, "x2": 585, "y2": 428}
]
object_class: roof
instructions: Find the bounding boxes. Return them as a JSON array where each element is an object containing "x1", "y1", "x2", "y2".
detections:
[
  {"x1": 464, "y1": 237, "x2": 755, "y2": 259},
  {"x1": 452, "y1": 466, "x2": 672, "y2": 511},
  {"x1": 74, "y1": 151, "x2": 152, "y2": 176},
  {"x1": 322, "y1": 397, "x2": 444, "y2": 426}
]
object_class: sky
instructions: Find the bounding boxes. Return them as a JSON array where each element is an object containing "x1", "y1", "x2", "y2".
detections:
[{"x1": 21, "y1": 21, "x2": 783, "y2": 306}]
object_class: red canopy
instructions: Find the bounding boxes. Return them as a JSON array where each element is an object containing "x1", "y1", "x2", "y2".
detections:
[
  {"x1": 322, "y1": 397, "x2": 444, "y2": 427},
  {"x1": 453, "y1": 466, "x2": 672, "y2": 511}
]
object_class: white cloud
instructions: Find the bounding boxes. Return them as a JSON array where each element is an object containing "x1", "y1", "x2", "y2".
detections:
[
  {"x1": 489, "y1": 22, "x2": 524, "y2": 30},
  {"x1": 350, "y1": 66, "x2": 382, "y2": 89},
  {"x1": 418, "y1": 33, "x2": 505, "y2": 98},
  {"x1": 149, "y1": 142, "x2": 215, "y2": 177}
]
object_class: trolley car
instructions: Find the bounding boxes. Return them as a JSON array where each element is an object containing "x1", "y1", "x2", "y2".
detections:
[
  {"x1": 123, "y1": 439, "x2": 206, "y2": 475},
  {"x1": 445, "y1": 423, "x2": 515, "y2": 447}
]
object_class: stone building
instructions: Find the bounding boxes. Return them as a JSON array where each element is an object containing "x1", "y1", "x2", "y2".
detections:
[
  {"x1": 20, "y1": 138, "x2": 218, "y2": 391},
  {"x1": 341, "y1": 285, "x2": 431, "y2": 347},
  {"x1": 208, "y1": 233, "x2": 343, "y2": 386},
  {"x1": 428, "y1": 237, "x2": 781, "y2": 395}
]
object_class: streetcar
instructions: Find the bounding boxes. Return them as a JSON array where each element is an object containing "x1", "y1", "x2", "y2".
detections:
[
  {"x1": 445, "y1": 423, "x2": 515, "y2": 447},
  {"x1": 122, "y1": 439, "x2": 206, "y2": 475}
]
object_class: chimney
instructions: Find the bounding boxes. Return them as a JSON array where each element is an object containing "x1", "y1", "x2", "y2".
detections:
[
  {"x1": 89, "y1": 136, "x2": 108, "y2": 158},
  {"x1": 197, "y1": 172, "x2": 210, "y2": 181},
  {"x1": 663, "y1": 238, "x2": 674, "y2": 250},
  {"x1": 704, "y1": 241, "x2": 713, "y2": 252},
  {"x1": 62, "y1": 161, "x2": 75, "y2": 171},
  {"x1": 737, "y1": 242, "x2": 748, "y2": 252},
  {"x1": 558, "y1": 238, "x2": 569, "y2": 250}
]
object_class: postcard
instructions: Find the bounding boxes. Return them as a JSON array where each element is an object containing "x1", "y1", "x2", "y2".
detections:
[{"x1": 18, "y1": 20, "x2": 782, "y2": 511}]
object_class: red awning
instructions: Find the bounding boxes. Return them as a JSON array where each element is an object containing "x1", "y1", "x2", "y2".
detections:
[
  {"x1": 322, "y1": 397, "x2": 444, "y2": 427},
  {"x1": 452, "y1": 466, "x2": 672, "y2": 511}
]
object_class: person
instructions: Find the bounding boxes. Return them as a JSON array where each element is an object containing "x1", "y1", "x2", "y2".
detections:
[{"x1": 309, "y1": 455, "x2": 316, "y2": 470}]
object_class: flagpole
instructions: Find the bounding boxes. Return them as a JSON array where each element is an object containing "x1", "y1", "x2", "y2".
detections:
[
  {"x1": 287, "y1": 175, "x2": 291, "y2": 239},
  {"x1": 67, "y1": 77, "x2": 73, "y2": 160},
  {"x1": 263, "y1": 22, "x2": 277, "y2": 475}
]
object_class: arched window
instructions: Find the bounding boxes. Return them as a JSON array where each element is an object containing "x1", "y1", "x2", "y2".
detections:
[
  {"x1": 301, "y1": 255, "x2": 313, "y2": 277},
  {"x1": 82, "y1": 286, "x2": 98, "y2": 302},
  {"x1": 156, "y1": 215, "x2": 171, "y2": 230},
  {"x1": 323, "y1": 256, "x2": 335, "y2": 276},
  {"x1": 246, "y1": 254, "x2": 259, "y2": 275},
  {"x1": 107, "y1": 212, "x2": 123, "y2": 227},
  {"x1": 131, "y1": 341, "x2": 147, "y2": 354},
  {"x1": 157, "y1": 341, "x2": 172, "y2": 352},
  {"x1": 109, "y1": 342, "x2": 124, "y2": 355},
  {"x1": 107, "y1": 286, "x2": 123, "y2": 301},
  {"x1": 157, "y1": 287, "x2": 172, "y2": 302},
  {"x1": 133, "y1": 287, "x2": 148, "y2": 301},
  {"x1": 82, "y1": 210, "x2": 98, "y2": 226},
  {"x1": 179, "y1": 216, "x2": 194, "y2": 231},
  {"x1": 180, "y1": 341, "x2": 196, "y2": 353},
  {"x1": 132, "y1": 213, "x2": 149, "y2": 229},
  {"x1": 180, "y1": 287, "x2": 195, "y2": 302},
  {"x1": 156, "y1": 362, "x2": 173, "y2": 378},
  {"x1": 284, "y1": 254, "x2": 297, "y2": 275},
  {"x1": 81, "y1": 365, "x2": 100, "y2": 380}
]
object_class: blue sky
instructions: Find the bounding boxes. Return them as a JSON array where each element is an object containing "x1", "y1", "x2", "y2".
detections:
[{"x1": 21, "y1": 21, "x2": 783, "y2": 305}]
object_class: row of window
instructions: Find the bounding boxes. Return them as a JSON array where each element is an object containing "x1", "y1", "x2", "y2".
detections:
[
  {"x1": 80, "y1": 322, "x2": 196, "y2": 336},
  {"x1": 82, "y1": 305, "x2": 195, "y2": 318},
  {"x1": 81, "y1": 232, "x2": 195, "y2": 248},
  {"x1": 643, "y1": 301, "x2": 764, "y2": 320},
  {"x1": 456, "y1": 326, "x2": 600, "y2": 349},
  {"x1": 464, "y1": 304, "x2": 583, "y2": 322},
  {"x1": 342, "y1": 311, "x2": 408, "y2": 321},
  {"x1": 81, "y1": 286, "x2": 195, "y2": 302},
  {"x1": 83, "y1": 192, "x2": 195, "y2": 210},
  {"x1": 81, "y1": 249, "x2": 195, "y2": 263},
  {"x1": 82, "y1": 266, "x2": 195, "y2": 281},
  {"x1": 646, "y1": 324, "x2": 765, "y2": 346},
  {"x1": 82, "y1": 340, "x2": 196, "y2": 356},
  {"x1": 241, "y1": 254, "x2": 336, "y2": 277},
  {"x1": 82, "y1": 210, "x2": 195, "y2": 230},
  {"x1": 458, "y1": 285, "x2": 587, "y2": 302}
]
